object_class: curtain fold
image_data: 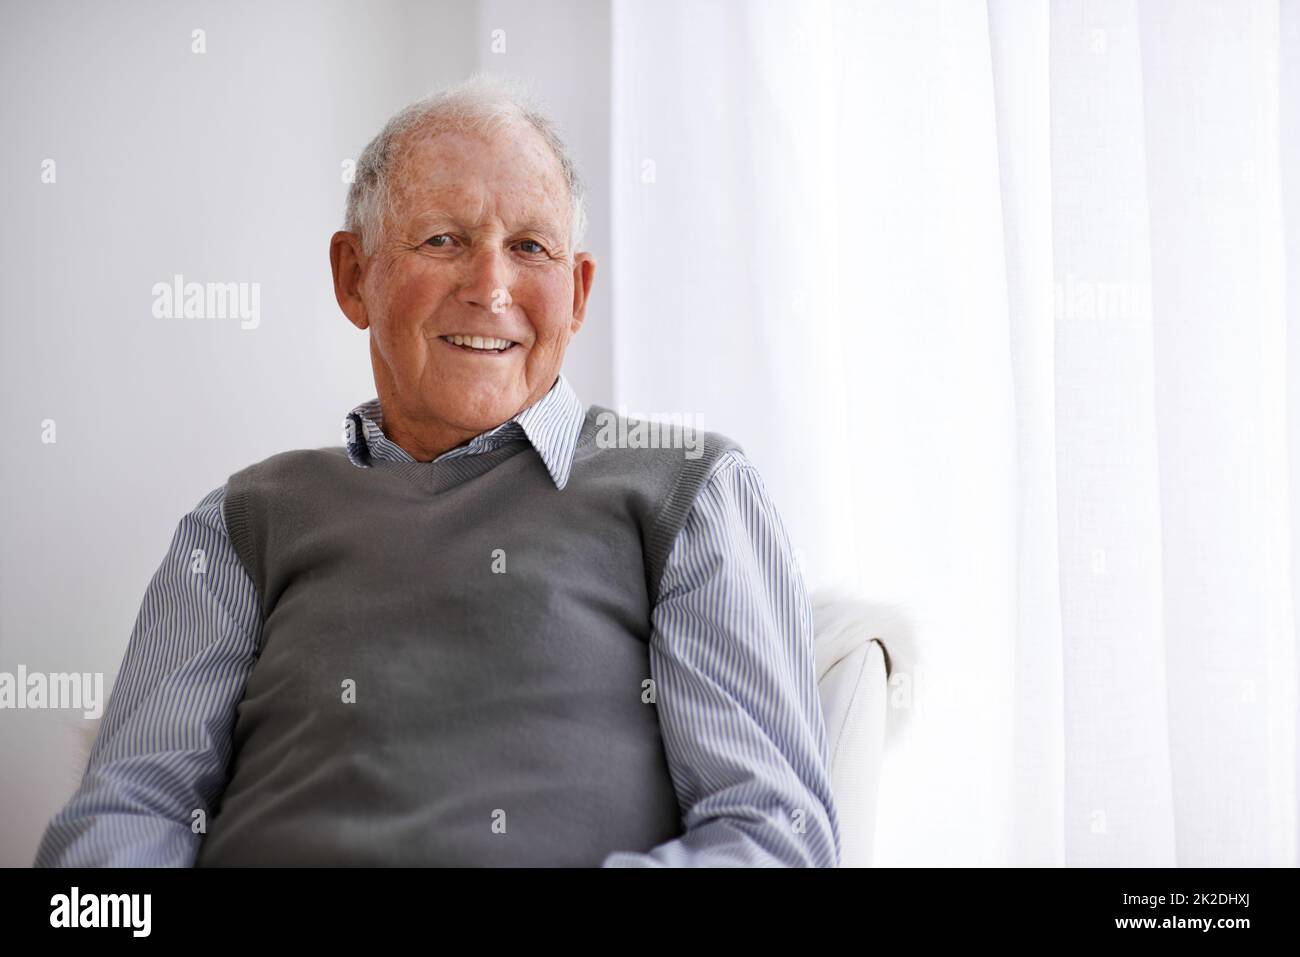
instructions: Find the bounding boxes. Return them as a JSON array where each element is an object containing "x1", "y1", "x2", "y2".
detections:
[
  {"x1": 987, "y1": 0, "x2": 1066, "y2": 868},
  {"x1": 610, "y1": 0, "x2": 1297, "y2": 865},
  {"x1": 1135, "y1": 0, "x2": 1295, "y2": 866}
]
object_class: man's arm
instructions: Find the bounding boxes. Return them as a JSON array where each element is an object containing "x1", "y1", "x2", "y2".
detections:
[
  {"x1": 602, "y1": 450, "x2": 841, "y2": 867},
  {"x1": 33, "y1": 484, "x2": 262, "y2": 867}
]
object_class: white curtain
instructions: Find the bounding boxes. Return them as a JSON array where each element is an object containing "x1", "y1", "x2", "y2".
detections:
[{"x1": 609, "y1": 0, "x2": 1298, "y2": 865}]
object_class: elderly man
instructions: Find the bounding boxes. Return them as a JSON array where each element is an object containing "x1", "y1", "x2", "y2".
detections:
[{"x1": 34, "y1": 74, "x2": 840, "y2": 867}]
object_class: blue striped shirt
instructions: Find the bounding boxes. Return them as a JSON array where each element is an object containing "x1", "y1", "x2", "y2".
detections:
[{"x1": 34, "y1": 374, "x2": 840, "y2": 867}]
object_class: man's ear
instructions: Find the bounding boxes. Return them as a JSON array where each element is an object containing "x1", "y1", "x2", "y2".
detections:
[
  {"x1": 330, "y1": 231, "x2": 370, "y2": 331},
  {"x1": 570, "y1": 252, "x2": 596, "y2": 335}
]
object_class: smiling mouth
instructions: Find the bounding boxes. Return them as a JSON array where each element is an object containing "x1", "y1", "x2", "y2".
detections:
[{"x1": 439, "y1": 334, "x2": 519, "y2": 355}]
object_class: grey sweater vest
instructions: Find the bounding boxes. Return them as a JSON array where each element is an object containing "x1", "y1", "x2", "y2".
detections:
[{"x1": 195, "y1": 404, "x2": 739, "y2": 866}]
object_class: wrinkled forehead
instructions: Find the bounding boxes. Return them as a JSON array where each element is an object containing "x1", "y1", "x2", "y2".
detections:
[{"x1": 385, "y1": 120, "x2": 570, "y2": 234}]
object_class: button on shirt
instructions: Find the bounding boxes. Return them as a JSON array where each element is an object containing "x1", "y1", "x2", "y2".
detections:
[{"x1": 33, "y1": 374, "x2": 841, "y2": 867}]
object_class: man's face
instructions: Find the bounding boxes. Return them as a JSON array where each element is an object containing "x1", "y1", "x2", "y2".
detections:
[{"x1": 332, "y1": 120, "x2": 594, "y2": 458}]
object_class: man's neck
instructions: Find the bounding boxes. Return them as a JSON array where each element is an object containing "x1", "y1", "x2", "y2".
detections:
[
  {"x1": 375, "y1": 376, "x2": 560, "y2": 462},
  {"x1": 382, "y1": 419, "x2": 487, "y2": 462}
]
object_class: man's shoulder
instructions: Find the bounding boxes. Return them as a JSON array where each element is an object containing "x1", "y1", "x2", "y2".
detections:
[
  {"x1": 228, "y1": 445, "x2": 352, "y2": 480},
  {"x1": 582, "y1": 403, "x2": 746, "y2": 465},
  {"x1": 219, "y1": 446, "x2": 356, "y2": 510}
]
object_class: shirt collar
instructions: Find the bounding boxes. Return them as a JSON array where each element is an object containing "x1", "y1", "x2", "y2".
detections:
[{"x1": 343, "y1": 373, "x2": 586, "y2": 491}]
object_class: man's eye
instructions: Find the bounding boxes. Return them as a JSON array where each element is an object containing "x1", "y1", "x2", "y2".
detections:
[
  {"x1": 517, "y1": 240, "x2": 545, "y2": 255},
  {"x1": 425, "y1": 234, "x2": 454, "y2": 248}
]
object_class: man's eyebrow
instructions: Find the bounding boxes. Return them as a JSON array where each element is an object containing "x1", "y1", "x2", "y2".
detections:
[
  {"x1": 408, "y1": 208, "x2": 459, "y2": 227},
  {"x1": 409, "y1": 210, "x2": 561, "y2": 236},
  {"x1": 511, "y1": 221, "x2": 564, "y2": 241}
]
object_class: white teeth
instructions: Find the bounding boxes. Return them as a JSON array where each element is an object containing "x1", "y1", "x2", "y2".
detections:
[{"x1": 444, "y1": 335, "x2": 513, "y2": 351}]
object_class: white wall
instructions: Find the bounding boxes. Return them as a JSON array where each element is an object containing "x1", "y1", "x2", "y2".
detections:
[{"x1": 0, "y1": 0, "x2": 612, "y2": 867}]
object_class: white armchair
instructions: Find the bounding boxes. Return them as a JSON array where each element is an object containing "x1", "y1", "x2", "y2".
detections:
[{"x1": 812, "y1": 587, "x2": 913, "y2": 867}]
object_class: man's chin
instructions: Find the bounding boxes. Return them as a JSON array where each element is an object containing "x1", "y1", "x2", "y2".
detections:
[{"x1": 430, "y1": 388, "x2": 527, "y2": 434}]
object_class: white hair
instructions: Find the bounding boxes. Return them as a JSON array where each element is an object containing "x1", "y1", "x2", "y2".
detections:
[{"x1": 344, "y1": 72, "x2": 587, "y2": 258}]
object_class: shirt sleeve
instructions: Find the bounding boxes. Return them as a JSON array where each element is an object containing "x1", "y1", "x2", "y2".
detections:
[
  {"x1": 33, "y1": 484, "x2": 263, "y2": 867},
  {"x1": 601, "y1": 449, "x2": 841, "y2": 867}
]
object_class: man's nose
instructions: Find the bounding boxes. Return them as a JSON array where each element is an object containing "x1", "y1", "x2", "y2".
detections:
[{"x1": 457, "y1": 245, "x2": 512, "y2": 314}]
